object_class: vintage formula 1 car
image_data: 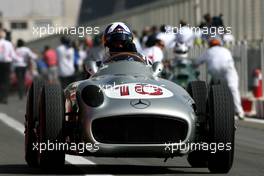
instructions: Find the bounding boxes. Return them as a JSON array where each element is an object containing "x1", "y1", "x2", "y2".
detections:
[
  {"x1": 162, "y1": 58, "x2": 200, "y2": 88},
  {"x1": 25, "y1": 53, "x2": 235, "y2": 173}
]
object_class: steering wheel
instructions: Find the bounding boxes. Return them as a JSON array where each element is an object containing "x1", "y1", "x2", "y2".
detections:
[{"x1": 104, "y1": 52, "x2": 146, "y2": 64}]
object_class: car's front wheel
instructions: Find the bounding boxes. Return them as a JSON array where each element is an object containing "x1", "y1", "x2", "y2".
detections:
[
  {"x1": 38, "y1": 84, "x2": 65, "y2": 168},
  {"x1": 25, "y1": 78, "x2": 44, "y2": 167}
]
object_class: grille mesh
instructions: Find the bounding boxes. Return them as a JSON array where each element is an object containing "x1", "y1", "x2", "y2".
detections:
[{"x1": 91, "y1": 115, "x2": 188, "y2": 144}]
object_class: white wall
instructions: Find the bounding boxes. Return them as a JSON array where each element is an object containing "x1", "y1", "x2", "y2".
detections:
[
  {"x1": 0, "y1": 0, "x2": 81, "y2": 42},
  {"x1": 0, "y1": 0, "x2": 63, "y2": 18}
]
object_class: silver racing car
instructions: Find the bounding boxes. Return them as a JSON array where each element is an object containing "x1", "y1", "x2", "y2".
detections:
[{"x1": 25, "y1": 53, "x2": 235, "y2": 173}]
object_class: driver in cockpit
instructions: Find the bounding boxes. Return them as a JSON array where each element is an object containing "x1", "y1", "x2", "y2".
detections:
[
  {"x1": 102, "y1": 22, "x2": 151, "y2": 64},
  {"x1": 103, "y1": 22, "x2": 137, "y2": 54}
]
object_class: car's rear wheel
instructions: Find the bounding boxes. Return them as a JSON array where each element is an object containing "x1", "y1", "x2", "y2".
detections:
[
  {"x1": 207, "y1": 83, "x2": 235, "y2": 173},
  {"x1": 38, "y1": 84, "x2": 65, "y2": 168},
  {"x1": 25, "y1": 78, "x2": 44, "y2": 167},
  {"x1": 187, "y1": 81, "x2": 208, "y2": 167}
]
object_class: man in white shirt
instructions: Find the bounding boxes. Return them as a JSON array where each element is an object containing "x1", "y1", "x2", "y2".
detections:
[
  {"x1": 156, "y1": 25, "x2": 176, "y2": 49},
  {"x1": 132, "y1": 31, "x2": 143, "y2": 54},
  {"x1": 57, "y1": 36, "x2": 75, "y2": 88},
  {"x1": 14, "y1": 39, "x2": 37, "y2": 100},
  {"x1": 143, "y1": 38, "x2": 165, "y2": 64},
  {"x1": 195, "y1": 37, "x2": 244, "y2": 119},
  {"x1": 0, "y1": 28, "x2": 17, "y2": 103}
]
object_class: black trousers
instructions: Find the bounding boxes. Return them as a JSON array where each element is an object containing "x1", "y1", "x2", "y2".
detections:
[
  {"x1": 0, "y1": 62, "x2": 11, "y2": 103},
  {"x1": 15, "y1": 66, "x2": 27, "y2": 99}
]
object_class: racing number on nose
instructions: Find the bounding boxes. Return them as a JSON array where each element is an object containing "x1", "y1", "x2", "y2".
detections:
[
  {"x1": 135, "y1": 84, "x2": 163, "y2": 95},
  {"x1": 119, "y1": 84, "x2": 163, "y2": 96},
  {"x1": 120, "y1": 85, "x2": 130, "y2": 96}
]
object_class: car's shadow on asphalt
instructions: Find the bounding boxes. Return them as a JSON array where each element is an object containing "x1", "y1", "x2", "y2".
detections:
[{"x1": 0, "y1": 164, "x2": 210, "y2": 175}]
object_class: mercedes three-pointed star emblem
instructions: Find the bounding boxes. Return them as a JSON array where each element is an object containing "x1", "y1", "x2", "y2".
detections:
[{"x1": 130, "y1": 99, "x2": 151, "y2": 109}]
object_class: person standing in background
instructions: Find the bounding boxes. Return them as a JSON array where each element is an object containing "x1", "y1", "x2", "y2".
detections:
[
  {"x1": 0, "y1": 28, "x2": 17, "y2": 104},
  {"x1": 143, "y1": 37, "x2": 165, "y2": 64},
  {"x1": 140, "y1": 26, "x2": 151, "y2": 49},
  {"x1": 36, "y1": 52, "x2": 48, "y2": 81},
  {"x1": 72, "y1": 40, "x2": 87, "y2": 80},
  {"x1": 43, "y1": 45, "x2": 58, "y2": 83},
  {"x1": 145, "y1": 25, "x2": 159, "y2": 48},
  {"x1": 14, "y1": 39, "x2": 37, "y2": 99},
  {"x1": 86, "y1": 33, "x2": 105, "y2": 62},
  {"x1": 132, "y1": 30, "x2": 143, "y2": 54},
  {"x1": 156, "y1": 25, "x2": 176, "y2": 49},
  {"x1": 195, "y1": 36, "x2": 244, "y2": 120},
  {"x1": 57, "y1": 36, "x2": 75, "y2": 88},
  {"x1": 72, "y1": 40, "x2": 81, "y2": 73}
]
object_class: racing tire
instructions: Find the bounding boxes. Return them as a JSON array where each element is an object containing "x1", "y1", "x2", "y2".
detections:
[
  {"x1": 207, "y1": 84, "x2": 235, "y2": 173},
  {"x1": 187, "y1": 81, "x2": 208, "y2": 115},
  {"x1": 187, "y1": 81, "x2": 208, "y2": 167},
  {"x1": 187, "y1": 151, "x2": 207, "y2": 168},
  {"x1": 38, "y1": 83, "x2": 65, "y2": 168},
  {"x1": 25, "y1": 78, "x2": 44, "y2": 167}
]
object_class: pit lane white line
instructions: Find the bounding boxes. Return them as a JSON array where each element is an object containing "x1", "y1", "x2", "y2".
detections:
[
  {"x1": 243, "y1": 117, "x2": 264, "y2": 124},
  {"x1": 0, "y1": 112, "x2": 113, "y2": 176}
]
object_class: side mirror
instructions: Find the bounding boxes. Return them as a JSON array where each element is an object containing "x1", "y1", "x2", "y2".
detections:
[
  {"x1": 84, "y1": 60, "x2": 98, "y2": 76},
  {"x1": 152, "y1": 62, "x2": 164, "y2": 77}
]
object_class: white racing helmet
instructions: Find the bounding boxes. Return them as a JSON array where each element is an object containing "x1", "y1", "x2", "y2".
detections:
[{"x1": 103, "y1": 22, "x2": 133, "y2": 48}]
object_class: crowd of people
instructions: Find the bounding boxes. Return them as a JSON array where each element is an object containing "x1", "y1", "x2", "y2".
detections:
[
  {"x1": 38, "y1": 37, "x2": 87, "y2": 88},
  {"x1": 0, "y1": 13, "x2": 244, "y2": 119},
  {"x1": 0, "y1": 28, "x2": 89, "y2": 103},
  {"x1": 0, "y1": 28, "x2": 38, "y2": 103}
]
